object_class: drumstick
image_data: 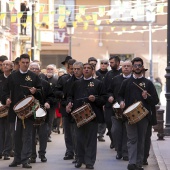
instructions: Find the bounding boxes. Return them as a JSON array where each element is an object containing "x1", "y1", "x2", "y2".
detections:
[
  {"x1": 76, "y1": 95, "x2": 99, "y2": 100},
  {"x1": 133, "y1": 82, "x2": 151, "y2": 96},
  {"x1": 20, "y1": 85, "x2": 31, "y2": 89}
]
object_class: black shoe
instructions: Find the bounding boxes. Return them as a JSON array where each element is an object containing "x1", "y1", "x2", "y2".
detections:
[
  {"x1": 110, "y1": 142, "x2": 114, "y2": 149},
  {"x1": 22, "y1": 163, "x2": 32, "y2": 168},
  {"x1": 57, "y1": 130, "x2": 60, "y2": 134},
  {"x1": 127, "y1": 164, "x2": 137, "y2": 170},
  {"x1": 136, "y1": 165, "x2": 144, "y2": 170},
  {"x1": 63, "y1": 155, "x2": 74, "y2": 160},
  {"x1": 52, "y1": 129, "x2": 57, "y2": 133},
  {"x1": 123, "y1": 156, "x2": 129, "y2": 161},
  {"x1": 30, "y1": 158, "x2": 36, "y2": 163},
  {"x1": 0, "y1": 154, "x2": 2, "y2": 159},
  {"x1": 47, "y1": 137, "x2": 52, "y2": 142},
  {"x1": 10, "y1": 151, "x2": 14, "y2": 157},
  {"x1": 9, "y1": 161, "x2": 21, "y2": 167},
  {"x1": 40, "y1": 155, "x2": 47, "y2": 162},
  {"x1": 72, "y1": 160, "x2": 77, "y2": 164},
  {"x1": 75, "y1": 162, "x2": 82, "y2": 168},
  {"x1": 98, "y1": 136, "x2": 105, "y2": 142},
  {"x1": 4, "y1": 155, "x2": 10, "y2": 160},
  {"x1": 143, "y1": 160, "x2": 148, "y2": 165},
  {"x1": 86, "y1": 164, "x2": 94, "y2": 169},
  {"x1": 116, "y1": 154, "x2": 122, "y2": 160}
]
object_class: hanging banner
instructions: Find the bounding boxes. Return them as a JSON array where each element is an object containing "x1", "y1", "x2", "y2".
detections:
[
  {"x1": 92, "y1": 12, "x2": 98, "y2": 21},
  {"x1": 17, "y1": 12, "x2": 23, "y2": 19},
  {"x1": 98, "y1": 6, "x2": 105, "y2": 17},
  {"x1": 39, "y1": 4, "x2": 45, "y2": 13},
  {"x1": 11, "y1": 14, "x2": 17, "y2": 22},
  {"x1": 59, "y1": 5, "x2": 66, "y2": 15},
  {"x1": 54, "y1": 26, "x2": 69, "y2": 43},
  {"x1": 79, "y1": 6, "x2": 85, "y2": 15}
]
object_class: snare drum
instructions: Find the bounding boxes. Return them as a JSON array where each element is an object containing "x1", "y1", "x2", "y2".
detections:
[
  {"x1": 71, "y1": 103, "x2": 96, "y2": 128},
  {"x1": 0, "y1": 102, "x2": 8, "y2": 118},
  {"x1": 34, "y1": 107, "x2": 47, "y2": 126},
  {"x1": 13, "y1": 95, "x2": 40, "y2": 120},
  {"x1": 113, "y1": 102, "x2": 123, "y2": 119},
  {"x1": 123, "y1": 101, "x2": 149, "y2": 124}
]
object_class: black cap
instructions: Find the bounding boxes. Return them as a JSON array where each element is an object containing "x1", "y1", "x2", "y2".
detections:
[{"x1": 61, "y1": 56, "x2": 72, "y2": 65}]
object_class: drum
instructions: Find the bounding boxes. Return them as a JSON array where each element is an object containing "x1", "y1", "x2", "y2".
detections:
[
  {"x1": 123, "y1": 101, "x2": 149, "y2": 124},
  {"x1": 13, "y1": 95, "x2": 40, "y2": 120},
  {"x1": 113, "y1": 102, "x2": 123, "y2": 119},
  {"x1": 71, "y1": 103, "x2": 96, "y2": 128},
  {"x1": 0, "y1": 102, "x2": 8, "y2": 118},
  {"x1": 34, "y1": 107, "x2": 47, "y2": 126}
]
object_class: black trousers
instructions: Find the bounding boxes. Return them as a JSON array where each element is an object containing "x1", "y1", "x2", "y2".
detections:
[
  {"x1": 76, "y1": 121, "x2": 98, "y2": 166},
  {"x1": 13, "y1": 119, "x2": 33, "y2": 164},
  {"x1": 32, "y1": 123, "x2": 48, "y2": 158},
  {"x1": 47, "y1": 107, "x2": 55, "y2": 138},
  {"x1": 63, "y1": 117, "x2": 74, "y2": 156},
  {"x1": 0, "y1": 117, "x2": 12, "y2": 156},
  {"x1": 104, "y1": 107, "x2": 114, "y2": 143}
]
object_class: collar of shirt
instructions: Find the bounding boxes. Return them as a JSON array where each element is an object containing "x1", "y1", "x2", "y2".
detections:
[
  {"x1": 133, "y1": 74, "x2": 143, "y2": 79},
  {"x1": 19, "y1": 69, "x2": 28, "y2": 74},
  {"x1": 84, "y1": 76, "x2": 93, "y2": 80},
  {"x1": 4, "y1": 73, "x2": 9, "y2": 78},
  {"x1": 76, "y1": 75, "x2": 83, "y2": 79},
  {"x1": 123, "y1": 74, "x2": 131, "y2": 78}
]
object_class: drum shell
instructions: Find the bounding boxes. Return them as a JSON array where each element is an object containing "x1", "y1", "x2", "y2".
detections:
[
  {"x1": 123, "y1": 101, "x2": 149, "y2": 124},
  {"x1": 71, "y1": 103, "x2": 96, "y2": 128},
  {"x1": 13, "y1": 95, "x2": 40, "y2": 120},
  {"x1": 0, "y1": 105, "x2": 8, "y2": 118}
]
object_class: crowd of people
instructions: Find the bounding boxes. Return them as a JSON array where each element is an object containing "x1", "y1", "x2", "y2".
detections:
[{"x1": 0, "y1": 54, "x2": 160, "y2": 170}]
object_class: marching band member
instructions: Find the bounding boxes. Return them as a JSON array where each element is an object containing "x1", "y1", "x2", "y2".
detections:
[
  {"x1": 2, "y1": 54, "x2": 42, "y2": 169},
  {"x1": 104, "y1": 56, "x2": 122, "y2": 149},
  {"x1": 0, "y1": 60, "x2": 13, "y2": 160},
  {"x1": 118, "y1": 57, "x2": 159, "y2": 170},
  {"x1": 66, "y1": 63, "x2": 106, "y2": 169},
  {"x1": 29, "y1": 62, "x2": 55, "y2": 163},
  {"x1": 108, "y1": 60, "x2": 132, "y2": 161},
  {"x1": 56, "y1": 59, "x2": 76, "y2": 160}
]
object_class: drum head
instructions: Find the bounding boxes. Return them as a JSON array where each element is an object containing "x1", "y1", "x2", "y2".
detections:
[
  {"x1": 113, "y1": 102, "x2": 120, "y2": 108},
  {"x1": 124, "y1": 101, "x2": 140, "y2": 114},
  {"x1": 36, "y1": 108, "x2": 47, "y2": 117},
  {"x1": 14, "y1": 96, "x2": 33, "y2": 110}
]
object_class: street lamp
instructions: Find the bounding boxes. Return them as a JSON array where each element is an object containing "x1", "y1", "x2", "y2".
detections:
[
  {"x1": 146, "y1": 2, "x2": 156, "y2": 81},
  {"x1": 165, "y1": 1, "x2": 170, "y2": 136},
  {"x1": 66, "y1": 22, "x2": 74, "y2": 57},
  {"x1": 31, "y1": 0, "x2": 35, "y2": 61}
]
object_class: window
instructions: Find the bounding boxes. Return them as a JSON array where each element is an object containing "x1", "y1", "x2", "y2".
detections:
[
  {"x1": 54, "y1": 0, "x2": 75, "y2": 22},
  {"x1": 110, "y1": 0, "x2": 156, "y2": 22}
]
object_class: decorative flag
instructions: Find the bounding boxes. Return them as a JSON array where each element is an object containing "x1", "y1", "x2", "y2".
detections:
[
  {"x1": 27, "y1": 15, "x2": 32, "y2": 22},
  {"x1": 66, "y1": 10, "x2": 71, "y2": 16},
  {"x1": 0, "y1": 13, "x2": 6, "y2": 20},
  {"x1": 111, "y1": 26, "x2": 115, "y2": 31},
  {"x1": 92, "y1": 12, "x2": 98, "y2": 21},
  {"x1": 77, "y1": 17, "x2": 83, "y2": 23},
  {"x1": 94, "y1": 27, "x2": 99, "y2": 31},
  {"x1": 98, "y1": 6, "x2": 105, "y2": 17},
  {"x1": 39, "y1": 4, "x2": 45, "y2": 13},
  {"x1": 157, "y1": 4, "x2": 164, "y2": 13},
  {"x1": 59, "y1": 5, "x2": 66, "y2": 15},
  {"x1": 73, "y1": 21, "x2": 77, "y2": 28},
  {"x1": 95, "y1": 20, "x2": 101, "y2": 25},
  {"x1": 42, "y1": 14, "x2": 49, "y2": 23},
  {"x1": 79, "y1": 6, "x2": 86, "y2": 15},
  {"x1": 76, "y1": 14, "x2": 81, "y2": 20},
  {"x1": 11, "y1": 14, "x2": 17, "y2": 22},
  {"x1": 17, "y1": 12, "x2": 23, "y2": 19},
  {"x1": 22, "y1": 23, "x2": 27, "y2": 28},
  {"x1": 58, "y1": 15, "x2": 65, "y2": 22},
  {"x1": 9, "y1": 1, "x2": 14, "y2": 11},
  {"x1": 85, "y1": 15, "x2": 92, "y2": 20}
]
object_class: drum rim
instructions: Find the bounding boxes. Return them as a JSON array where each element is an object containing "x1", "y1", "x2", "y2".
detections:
[
  {"x1": 123, "y1": 101, "x2": 141, "y2": 114},
  {"x1": 13, "y1": 95, "x2": 35, "y2": 112}
]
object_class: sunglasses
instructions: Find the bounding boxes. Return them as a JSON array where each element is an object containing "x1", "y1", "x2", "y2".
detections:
[
  {"x1": 101, "y1": 62, "x2": 108, "y2": 65},
  {"x1": 133, "y1": 64, "x2": 143, "y2": 68}
]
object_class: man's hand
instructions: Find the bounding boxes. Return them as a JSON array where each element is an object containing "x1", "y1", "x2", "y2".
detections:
[
  {"x1": 120, "y1": 101, "x2": 125, "y2": 109},
  {"x1": 29, "y1": 87, "x2": 37, "y2": 94},
  {"x1": 142, "y1": 90, "x2": 148, "y2": 99},
  {"x1": 66, "y1": 102, "x2": 73, "y2": 113},
  {"x1": 6, "y1": 98, "x2": 11, "y2": 106},
  {"x1": 108, "y1": 96, "x2": 114, "y2": 103},
  {"x1": 44, "y1": 102, "x2": 50, "y2": 109},
  {"x1": 88, "y1": 95, "x2": 95, "y2": 102}
]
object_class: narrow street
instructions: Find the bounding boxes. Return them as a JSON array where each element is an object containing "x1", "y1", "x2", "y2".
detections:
[{"x1": 0, "y1": 130, "x2": 159, "y2": 170}]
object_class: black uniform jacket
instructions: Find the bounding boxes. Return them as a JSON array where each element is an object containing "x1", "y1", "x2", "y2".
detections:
[
  {"x1": 1, "y1": 70, "x2": 42, "y2": 122},
  {"x1": 68, "y1": 78, "x2": 106, "y2": 123}
]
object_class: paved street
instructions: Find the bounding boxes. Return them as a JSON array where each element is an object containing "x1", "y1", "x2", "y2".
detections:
[{"x1": 0, "y1": 129, "x2": 159, "y2": 170}]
